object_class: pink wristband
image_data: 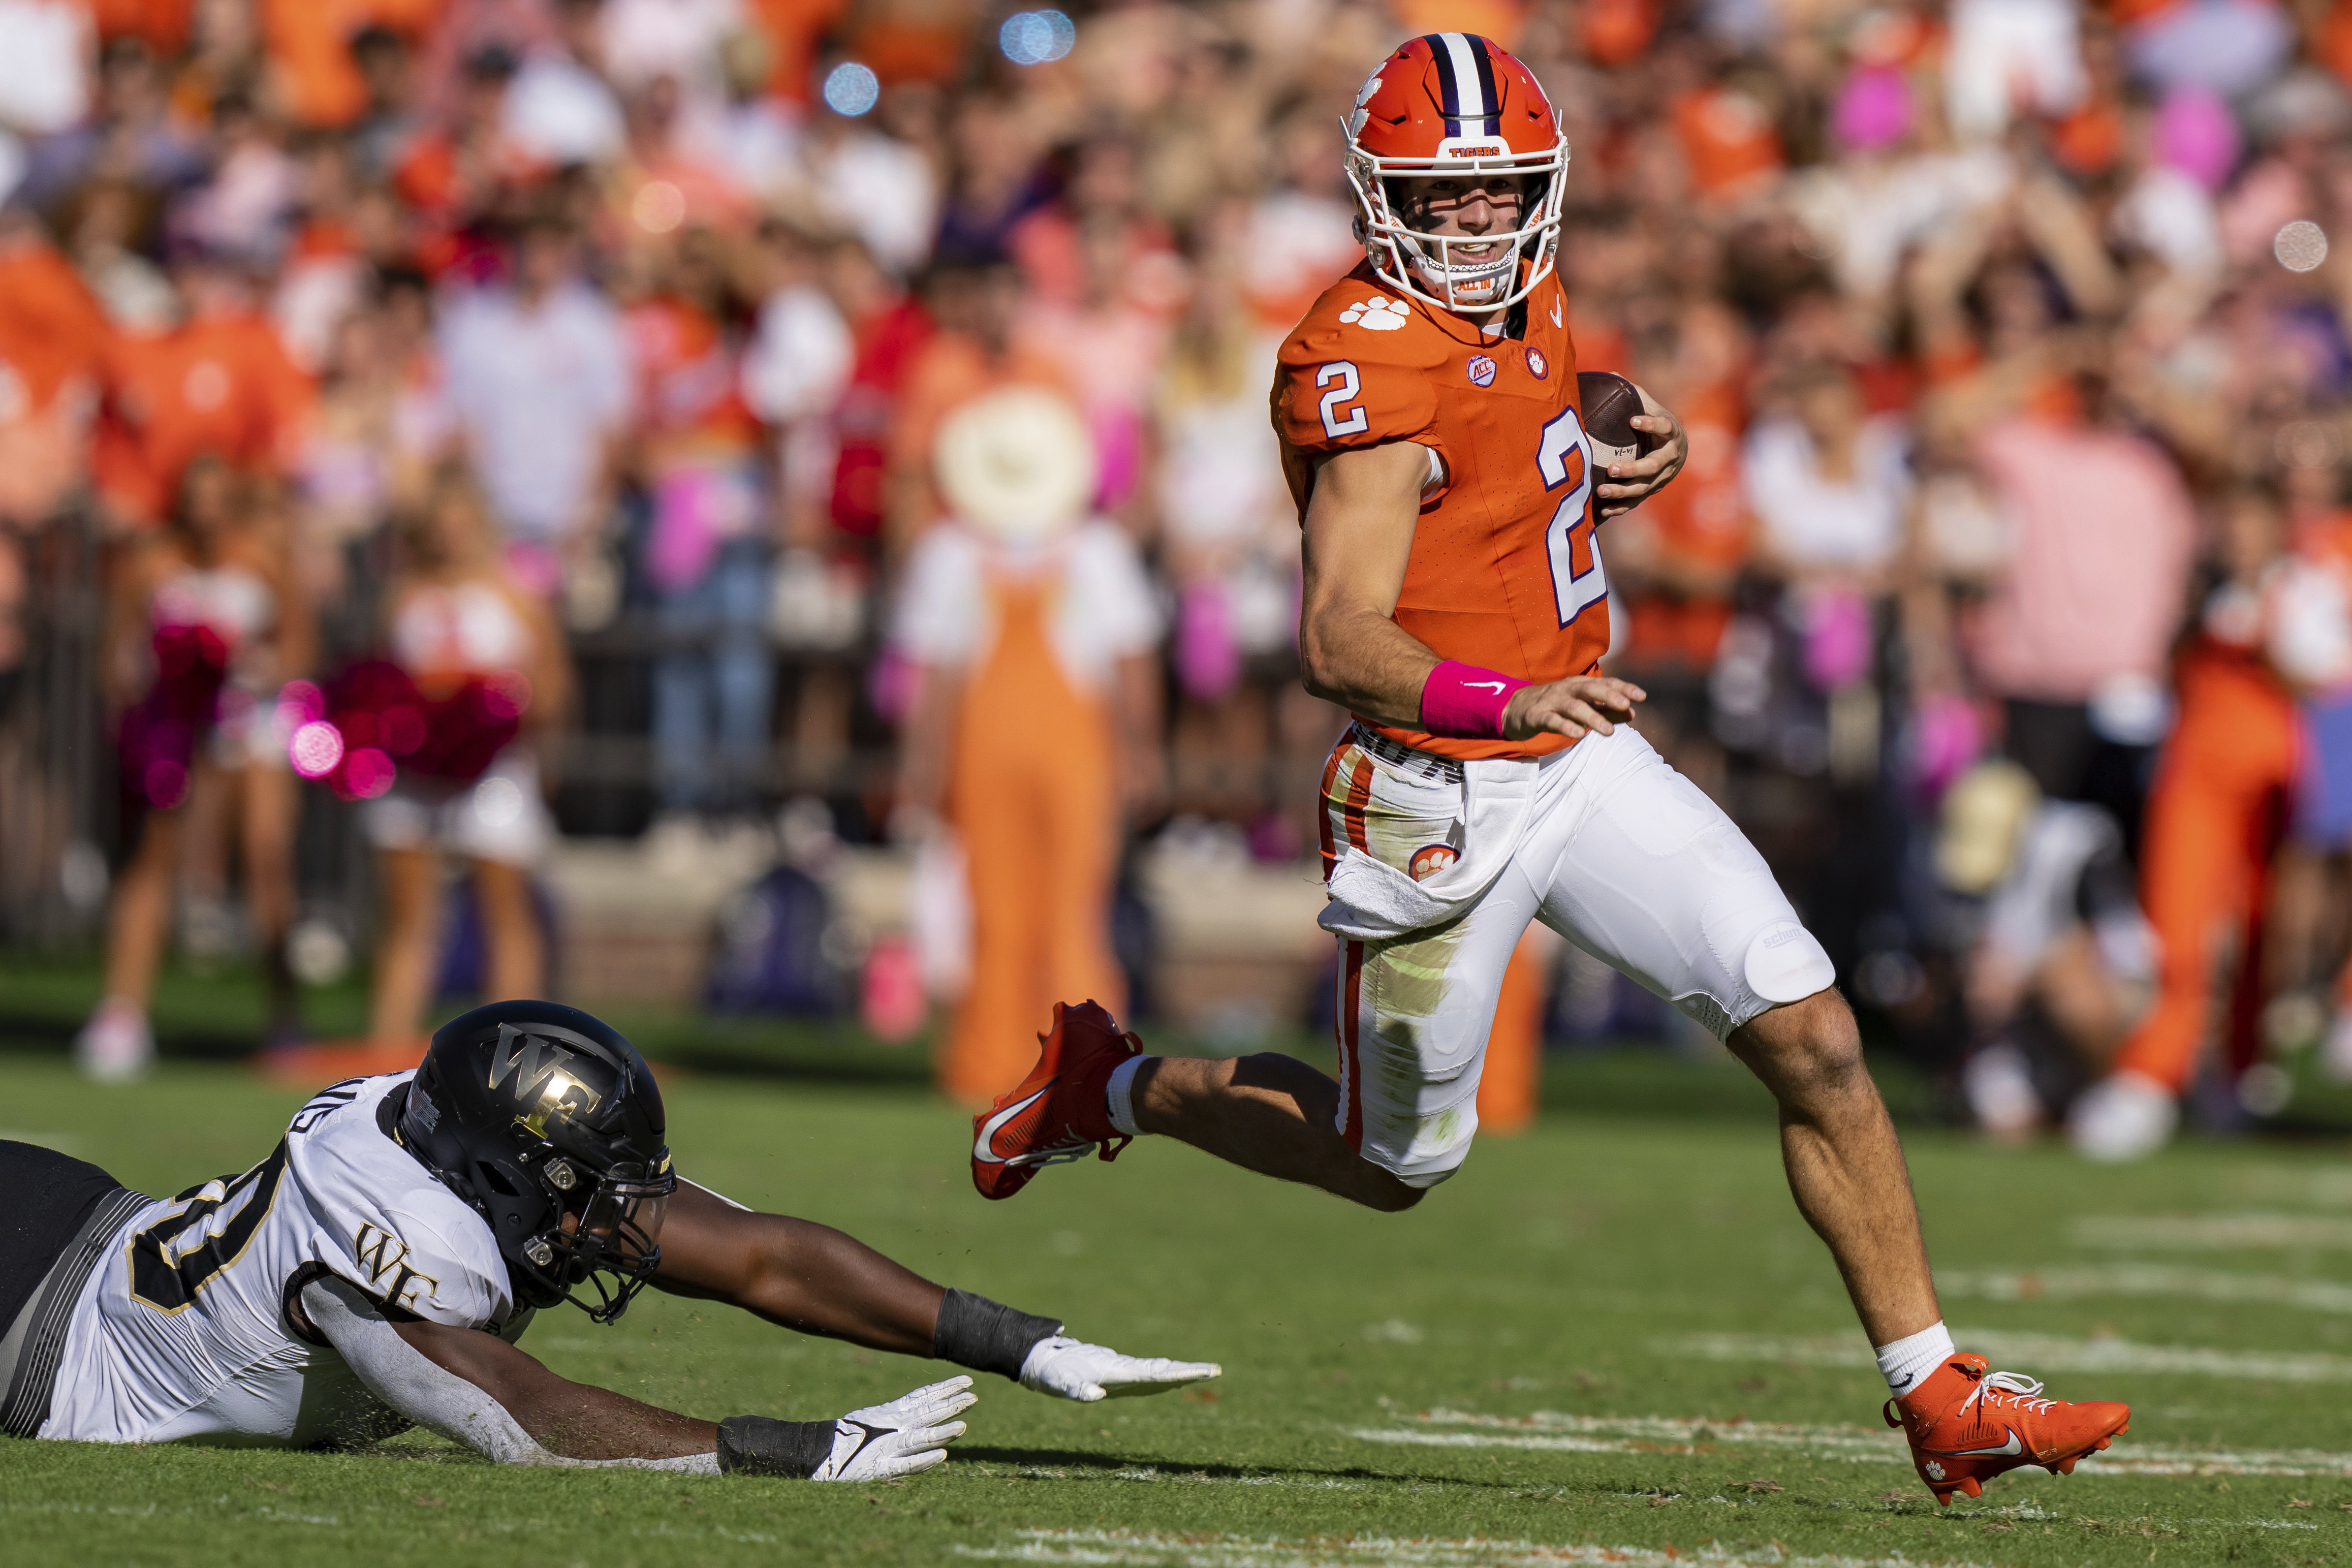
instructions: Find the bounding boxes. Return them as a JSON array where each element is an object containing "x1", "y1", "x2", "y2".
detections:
[{"x1": 1419, "y1": 661, "x2": 1529, "y2": 739}]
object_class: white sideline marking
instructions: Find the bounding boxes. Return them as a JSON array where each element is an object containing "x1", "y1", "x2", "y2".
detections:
[
  {"x1": 2239, "y1": 1167, "x2": 2352, "y2": 1207},
  {"x1": 2073, "y1": 1213, "x2": 2352, "y2": 1250},
  {"x1": 1936, "y1": 1264, "x2": 2352, "y2": 1314},
  {"x1": 1664, "y1": 1329, "x2": 2352, "y2": 1383},
  {"x1": 950, "y1": 1527, "x2": 1996, "y2": 1568},
  {"x1": 1349, "y1": 1410, "x2": 2352, "y2": 1479}
]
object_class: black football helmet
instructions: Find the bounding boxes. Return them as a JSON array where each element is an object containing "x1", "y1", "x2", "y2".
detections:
[{"x1": 396, "y1": 1000, "x2": 676, "y2": 1323}]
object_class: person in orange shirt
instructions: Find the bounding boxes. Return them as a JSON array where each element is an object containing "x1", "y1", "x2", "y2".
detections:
[
  {"x1": 976, "y1": 33, "x2": 2135, "y2": 1508},
  {"x1": 884, "y1": 249, "x2": 1076, "y2": 550},
  {"x1": 0, "y1": 211, "x2": 114, "y2": 529},
  {"x1": 93, "y1": 250, "x2": 313, "y2": 530},
  {"x1": 2073, "y1": 487, "x2": 2320, "y2": 1157},
  {"x1": 258, "y1": 0, "x2": 444, "y2": 131}
]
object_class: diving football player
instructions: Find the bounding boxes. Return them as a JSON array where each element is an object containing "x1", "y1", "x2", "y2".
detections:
[{"x1": 3, "y1": 1000, "x2": 1215, "y2": 1477}]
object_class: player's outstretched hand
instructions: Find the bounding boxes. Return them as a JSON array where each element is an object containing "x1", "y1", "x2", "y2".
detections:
[
  {"x1": 1502, "y1": 675, "x2": 1645, "y2": 744},
  {"x1": 1019, "y1": 1336, "x2": 1222, "y2": 1402},
  {"x1": 810, "y1": 1375, "x2": 978, "y2": 1481},
  {"x1": 1593, "y1": 383, "x2": 1688, "y2": 519}
]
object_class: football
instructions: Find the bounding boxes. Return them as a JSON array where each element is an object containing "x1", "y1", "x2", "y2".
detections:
[{"x1": 1578, "y1": 370, "x2": 1660, "y2": 475}]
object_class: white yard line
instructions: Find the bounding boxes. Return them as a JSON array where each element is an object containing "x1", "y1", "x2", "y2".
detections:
[
  {"x1": 951, "y1": 1528, "x2": 1997, "y2": 1568},
  {"x1": 2237, "y1": 1167, "x2": 2352, "y2": 1208},
  {"x1": 1935, "y1": 1264, "x2": 2352, "y2": 1314},
  {"x1": 2072, "y1": 1213, "x2": 2352, "y2": 1250},
  {"x1": 1663, "y1": 1329, "x2": 2352, "y2": 1383},
  {"x1": 1345, "y1": 1409, "x2": 2352, "y2": 1479}
]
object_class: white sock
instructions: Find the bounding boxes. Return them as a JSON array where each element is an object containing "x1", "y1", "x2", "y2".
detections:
[
  {"x1": 1104, "y1": 1055, "x2": 1151, "y2": 1138},
  {"x1": 1874, "y1": 1321, "x2": 1955, "y2": 1398}
]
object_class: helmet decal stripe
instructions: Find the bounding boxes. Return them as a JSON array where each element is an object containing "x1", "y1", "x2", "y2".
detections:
[
  {"x1": 1468, "y1": 37, "x2": 1501, "y2": 134},
  {"x1": 1418, "y1": 34, "x2": 1461, "y2": 119},
  {"x1": 1435, "y1": 33, "x2": 1495, "y2": 132}
]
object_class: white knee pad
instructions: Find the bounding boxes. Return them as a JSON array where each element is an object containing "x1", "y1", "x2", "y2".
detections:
[
  {"x1": 1743, "y1": 919, "x2": 1837, "y2": 1008},
  {"x1": 1675, "y1": 916, "x2": 1838, "y2": 1041}
]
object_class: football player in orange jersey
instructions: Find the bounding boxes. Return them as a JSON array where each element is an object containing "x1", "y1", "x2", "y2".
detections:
[{"x1": 975, "y1": 34, "x2": 2131, "y2": 1503}]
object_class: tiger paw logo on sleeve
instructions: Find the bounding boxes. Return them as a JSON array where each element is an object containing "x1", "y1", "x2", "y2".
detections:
[{"x1": 1338, "y1": 297, "x2": 1412, "y2": 331}]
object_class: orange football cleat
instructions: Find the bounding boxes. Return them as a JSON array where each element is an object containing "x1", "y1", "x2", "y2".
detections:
[
  {"x1": 970, "y1": 1000, "x2": 1141, "y2": 1200},
  {"x1": 1887, "y1": 1353, "x2": 2130, "y2": 1505}
]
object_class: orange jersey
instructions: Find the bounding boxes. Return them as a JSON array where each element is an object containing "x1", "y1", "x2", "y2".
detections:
[
  {"x1": 96, "y1": 312, "x2": 313, "y2": 524},
  {"x1": 1272, "y1": 261, "x2": 1603, "y2": 762}
]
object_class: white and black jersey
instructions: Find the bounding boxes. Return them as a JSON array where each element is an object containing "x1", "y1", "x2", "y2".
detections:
[{"x1": 44, "y1": 1072, "x2": 526, "y2": 1446}]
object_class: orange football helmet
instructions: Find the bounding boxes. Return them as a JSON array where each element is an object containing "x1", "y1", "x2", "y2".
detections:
[{"x1": 1343, "y1": 33, "x2": 1570, "y2": 313}]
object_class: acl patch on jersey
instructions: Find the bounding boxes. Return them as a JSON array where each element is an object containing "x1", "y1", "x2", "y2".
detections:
[
  {"x1": 43, "y1": 1072, "x2": 512, "y2": 1446},
  {"x1": 1272, "y1": 262, "x2": 1609, "y2": 763}
]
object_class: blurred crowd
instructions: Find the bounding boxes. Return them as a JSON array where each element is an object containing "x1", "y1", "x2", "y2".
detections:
[{"x1": 11, "y1": 0, "x2": 2352, "y2": 1152}]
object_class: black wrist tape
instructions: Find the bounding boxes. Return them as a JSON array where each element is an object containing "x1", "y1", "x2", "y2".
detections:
[
  {"x1": 715, "y1": 1415, "x2": 837, "y2": 1478},
  {"x1": 932, "y1": 1287, "x2": 1063, "y2": 1380}
]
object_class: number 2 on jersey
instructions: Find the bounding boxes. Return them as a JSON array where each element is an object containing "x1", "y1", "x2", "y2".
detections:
[
  {"x1": 1316, "y1": 361, "x2": 1368, "y2": 438},
  {"x1": 1536, "y1": 407, "x2": 1605, "y2": 628}
]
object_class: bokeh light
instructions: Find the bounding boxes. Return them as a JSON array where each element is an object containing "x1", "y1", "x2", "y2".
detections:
[
  {"x1": 999, "y1": 10, "x2": 1076, "y2": 66},
  {"x1": 341, "y1": 747, "x2": 397, "y2": 800},
  {"x1": 632, "y1": 179, "x2": 685, "y2": 234},
  {"x1": 823, "y1": 61, "x2": 880, "y2": 116},
  {"x1": 288, "y1": 720, "x2": 345, "y2": 780},
  {"x1": 2275, "y1": 219, "x2": 2329, "y2": 272}
]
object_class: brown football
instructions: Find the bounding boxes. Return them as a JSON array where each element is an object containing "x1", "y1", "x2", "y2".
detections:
[{"x1": 1577, "y1": 370, "x2": 1659, "y2": 474}]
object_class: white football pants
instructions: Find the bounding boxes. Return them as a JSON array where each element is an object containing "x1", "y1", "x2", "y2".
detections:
[{"x1": 1317, "y1": 722, "x2": 1835, "y2": 1187}]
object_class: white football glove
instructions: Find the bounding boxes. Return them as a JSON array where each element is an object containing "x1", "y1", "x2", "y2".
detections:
[
  {"x1": 808, "y1": 1375, "x2": 977, "y2": 1482},
  {"x1": 1018, "y1": 1336, "x2": 1222, "y2": 1402}
]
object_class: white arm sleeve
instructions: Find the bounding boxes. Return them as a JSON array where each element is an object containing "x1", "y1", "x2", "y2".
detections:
[{"x1": 301, "y1": 1276, "x2": 717, "y2": 1472}]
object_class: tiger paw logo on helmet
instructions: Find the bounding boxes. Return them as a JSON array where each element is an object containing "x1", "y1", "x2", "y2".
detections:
[{"x1": 1339, "y1": 297, "x2": 1412, "y2": 331}]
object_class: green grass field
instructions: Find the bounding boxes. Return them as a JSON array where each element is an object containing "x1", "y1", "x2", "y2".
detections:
[{"x1": 5, "y1": 1000, "x2": 2352, "y2": 1568}]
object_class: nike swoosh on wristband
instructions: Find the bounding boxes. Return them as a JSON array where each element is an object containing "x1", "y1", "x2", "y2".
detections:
[
  {"x1": 1926, "y1": 1429, "x2": 2025, "y2": 1459},
  {"x1": 837, "y1": 1418, "x2": 895, "y2": 1471},
  {"x1": 974, "y1": 1089, "x2": 1050, "y2": 1163},
  {"x1": 1464, "y1": 681, "x2": 1507, "y2": 692}
]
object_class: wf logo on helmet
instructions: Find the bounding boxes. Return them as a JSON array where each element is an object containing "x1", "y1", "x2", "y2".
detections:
[{"x1": 490, "y1": 1022, "x2": 605, "y2": 1122}]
